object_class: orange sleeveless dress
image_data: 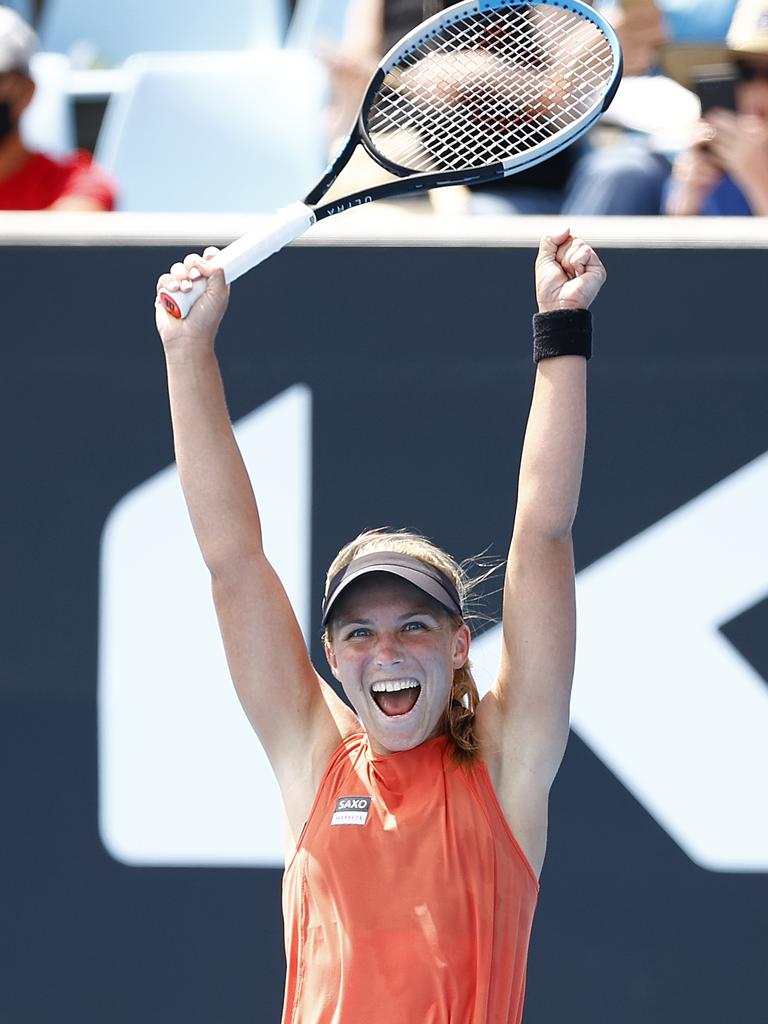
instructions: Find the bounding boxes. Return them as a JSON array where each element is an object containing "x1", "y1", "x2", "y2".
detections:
[{"x1": 281, "y1": 732, "x2": 539, "y2": 1024}]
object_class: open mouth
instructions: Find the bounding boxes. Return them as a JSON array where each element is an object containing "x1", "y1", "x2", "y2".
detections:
[{"x1": 370, "y1": 680, "x2": 422, "y2": 718}]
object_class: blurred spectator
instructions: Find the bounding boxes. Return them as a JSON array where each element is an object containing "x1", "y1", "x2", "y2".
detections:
[
  {"x1": 0, "y1": 5, "x2": 114, "y2": 210},
  {"x1": 605, "y1": 0, "x2": 738, "y2": 70},
  {"x1": 606, "y1": 0, "x2": 667, "y2": 76},
  {"x1": 664, "y1": 0, "x2": 768, "y2": 214}
]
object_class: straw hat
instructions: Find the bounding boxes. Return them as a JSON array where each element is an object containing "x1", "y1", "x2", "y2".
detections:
[{"x1": 663, "y1": 0, "x2": 768, "y2": 89}]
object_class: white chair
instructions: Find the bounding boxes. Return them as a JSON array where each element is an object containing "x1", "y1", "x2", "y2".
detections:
[
  {"x1": 94, "y1": 51, "x2": 329, "y2": 213},
  {"x1": 286, "y1": 0, "x2": 352, "y2": 50},
  {"x1": 21, "y1": 51, "x2": 75, "y2": 157},
  {"x1": 39, "y1": 0, "x2": 286, "y2": 67}
]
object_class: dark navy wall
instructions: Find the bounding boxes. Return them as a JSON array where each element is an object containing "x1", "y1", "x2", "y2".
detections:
[{"x1": 2, "y1": 241, "x2": 766, "y2": 1022}]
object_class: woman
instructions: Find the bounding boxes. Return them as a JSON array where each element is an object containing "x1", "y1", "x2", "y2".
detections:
[{"x1": 155, "y1": 228, "x2": 606, "y2": 1024}]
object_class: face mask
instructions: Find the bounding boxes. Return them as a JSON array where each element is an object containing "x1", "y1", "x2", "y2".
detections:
[{"x1": 0, "y1": 102, "x2": 14, "y2": 143}]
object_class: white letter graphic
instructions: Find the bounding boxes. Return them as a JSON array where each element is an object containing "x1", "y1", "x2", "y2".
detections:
[
  {"x1": 472, "y1": 451, "x2": 768, "y2": 872},
  {"x1": 99, "y1": 385, "x2": 311, "y2": 867}
]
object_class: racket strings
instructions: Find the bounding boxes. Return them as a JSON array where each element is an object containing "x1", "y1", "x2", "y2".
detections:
[
  {"x1": 373, "y1": 7, "x2": 606, "y2": 165},
  {"x1": 392, "y1": 12, "x2": 605, "y2": 164},
  {"x1": 364, "y1": 3, "x2": 615, "y2": 174}
]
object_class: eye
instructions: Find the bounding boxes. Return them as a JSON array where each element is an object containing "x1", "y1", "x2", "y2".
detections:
[
  {"x1": 345, "y1": 627, "x2": 371, "y2": 640},
  {"x1": 403, "y1": 620, "x2": 427, "y2": 632}
]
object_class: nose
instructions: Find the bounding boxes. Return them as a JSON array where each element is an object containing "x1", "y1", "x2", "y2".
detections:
[{"x1": 374, "y1": 632, "x2": 405, "y2": 668}]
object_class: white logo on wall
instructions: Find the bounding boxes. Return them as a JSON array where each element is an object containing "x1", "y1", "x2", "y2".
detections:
[
  {"x1": 473, "y1": 450, "x2": 768, "y2": 873},
  {"x1": 99, "y1": 385, "x2": 310, "y2": 866},
  {"x1": 100, "y1": 411, "x2": 768, "y2": 872}
]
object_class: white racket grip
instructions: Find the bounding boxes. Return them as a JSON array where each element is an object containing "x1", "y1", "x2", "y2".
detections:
[{"x1": 158, "y1": 201, "x2": 316, "y2": 320}]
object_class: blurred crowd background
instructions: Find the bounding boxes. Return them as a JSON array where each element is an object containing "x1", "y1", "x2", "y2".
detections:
[{"x1": 0, "y1": 0, "x2": 767, "y2": 216}]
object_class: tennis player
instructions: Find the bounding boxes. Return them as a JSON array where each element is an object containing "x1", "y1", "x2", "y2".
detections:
[{"x1": 155, "y1": 228, "x2": 606, "y2": 1024}]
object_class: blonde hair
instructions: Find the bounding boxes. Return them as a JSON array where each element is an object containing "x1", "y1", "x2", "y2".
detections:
[{"x1": 323, "y1": 528, "x2": 490, "y2": 767}]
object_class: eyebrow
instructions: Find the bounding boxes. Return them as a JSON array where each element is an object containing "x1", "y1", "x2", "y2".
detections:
[{"x1": 337, "y1": 608, "x2": 440, "y2": 626}]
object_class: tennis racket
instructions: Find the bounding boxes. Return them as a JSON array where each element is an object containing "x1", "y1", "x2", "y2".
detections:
[{"x1": 159, "y1": 0, "x2": 622, "y2": 319}]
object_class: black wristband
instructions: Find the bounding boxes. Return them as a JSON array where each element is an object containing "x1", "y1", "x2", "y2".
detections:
[{"x1": 533, "y1": 308, "x2": 592, "y2": 363}]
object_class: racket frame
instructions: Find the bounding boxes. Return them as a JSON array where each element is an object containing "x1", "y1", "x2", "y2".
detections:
[{"x1": 307, "y1": 0, "x2": 623, "y2": 222}]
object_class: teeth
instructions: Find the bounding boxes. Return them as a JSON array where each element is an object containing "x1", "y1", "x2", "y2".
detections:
[{"x1": 371, "y1": 679, "x2": 420, "y2": 693}]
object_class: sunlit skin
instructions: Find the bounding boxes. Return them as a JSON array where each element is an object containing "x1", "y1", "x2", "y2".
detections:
[{"x1": 324, "y1": 574, "x2": 470, "y2": 756}]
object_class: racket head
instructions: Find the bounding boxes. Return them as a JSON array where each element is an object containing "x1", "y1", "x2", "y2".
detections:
[{"x1": 356, "y1": 0, "x2": 623, "y2": 184}]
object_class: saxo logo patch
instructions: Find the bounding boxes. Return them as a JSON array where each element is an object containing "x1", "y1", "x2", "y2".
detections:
[{"x1": 331, "y1": 796, "x2": 372, "y2": 827}]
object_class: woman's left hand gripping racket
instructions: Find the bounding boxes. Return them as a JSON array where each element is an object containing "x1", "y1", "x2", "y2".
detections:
[{"x1": 158, "y1": 0, "x2": 622, "y2": 319}]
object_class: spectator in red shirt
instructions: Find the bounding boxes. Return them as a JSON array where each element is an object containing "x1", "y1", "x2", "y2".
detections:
[{"x1": 0, "y1": 5, "x2": 115, "y2": 210}]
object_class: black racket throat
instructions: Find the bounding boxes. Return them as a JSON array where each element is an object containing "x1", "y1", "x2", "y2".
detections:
[
  {"x1": 303, "y1": 124, "x2": 506, "y2": 223},
  {"x1": 307, "y1": 156, "x2": 504, "y2": 223}
]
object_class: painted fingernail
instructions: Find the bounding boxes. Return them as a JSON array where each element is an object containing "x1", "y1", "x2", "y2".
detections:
[
  {"x1": 180, "y1": 280, "x2": 192, "y2": 291},
  {"x1": 189, "y1": 267, "x2": 201, "y2": 281}
]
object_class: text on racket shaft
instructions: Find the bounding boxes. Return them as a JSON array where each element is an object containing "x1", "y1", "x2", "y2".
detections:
[{"x1": 324, "y1": 197, "x2": 373, "y2": 214}]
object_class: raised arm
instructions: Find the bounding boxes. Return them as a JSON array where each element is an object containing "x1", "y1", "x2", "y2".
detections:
[
  {"x1": 155, "y1": 252, "x2": 356, "y2": 820},
  {"x1": 477, "y1": 230, "x2": 606, "y2": 876}
]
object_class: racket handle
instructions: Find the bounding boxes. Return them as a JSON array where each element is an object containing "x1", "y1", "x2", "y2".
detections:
[{"x1": 158, "y1": 201, "x2": 316, "y2": 320}]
